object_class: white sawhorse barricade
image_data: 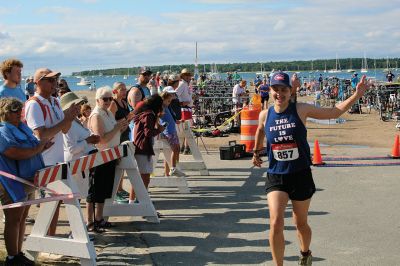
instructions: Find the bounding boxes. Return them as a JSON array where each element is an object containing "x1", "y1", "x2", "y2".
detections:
[
  {"x1": 103, "y1": 142, "x2": 159, "y2": 223},
  {"x1": 151, "y1": 121, "x2": 209, "y2": 193},
  {"x1": 23, "y1": 142, "x2": 158, "y2": 265}
]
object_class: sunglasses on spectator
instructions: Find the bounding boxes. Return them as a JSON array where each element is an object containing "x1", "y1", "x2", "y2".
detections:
[
  {"x1": 40, "y1": 77, "x2": 58, "y2": 83},
  {"x1": 101, "y1": 97, "x2": 113, "y2": 102},
  {"x1": 10, "y1": 104, "x2": 22, "y2": 113}
]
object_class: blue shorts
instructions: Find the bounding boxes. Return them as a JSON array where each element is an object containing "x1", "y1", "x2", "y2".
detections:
[{"x1": 162, "y1": 132, "x2": 180, "y2": 147}]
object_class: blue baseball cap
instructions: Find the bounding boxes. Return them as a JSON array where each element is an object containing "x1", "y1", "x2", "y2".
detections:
[{"x1": 270, "y1": 72, "x2": 291, "y2": 88}]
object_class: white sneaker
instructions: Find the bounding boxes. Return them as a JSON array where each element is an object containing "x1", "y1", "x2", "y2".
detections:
[
  {"x1": 38, "y1": 252, "x2": 64, "y2": 260},
  {"x1": 169, "y1": 167, "x2": 186, "y2": 177}
]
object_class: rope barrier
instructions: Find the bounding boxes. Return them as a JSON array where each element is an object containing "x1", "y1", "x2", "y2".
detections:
[
  {"x1": 322, "y1": 155, "x2": 395, "y2": 161},
  {"x1": 313, "y1": 161, "x2": 400, "y2": 167},
  {"x1": 0, "y1": 170, "x2": 79, "y2": 209},
  {"x1": 192, "y1": 110, "x2": 242, "y2": 133}
]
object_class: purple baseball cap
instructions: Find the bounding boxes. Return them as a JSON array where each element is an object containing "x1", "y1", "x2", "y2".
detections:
[{"x1": 270, "y1": 72, "x2": 291, "y2": 88}]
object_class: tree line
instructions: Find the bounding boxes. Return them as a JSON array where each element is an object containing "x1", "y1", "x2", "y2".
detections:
[{"x1": 73, "y1": 57, "x2": 400, "y2": 76}]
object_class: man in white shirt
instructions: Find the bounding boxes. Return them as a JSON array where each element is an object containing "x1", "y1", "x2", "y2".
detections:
[
  {"x1": 232, "y1": 80, "x2": 246, "y2": 107},
  {"x1": 176, "y1": 68, "x2": 193, "y2": 109},
  {"x1": 176, "y1": 68, "x2": 193, "y2": 154},
  {"x1": 25, "y1": 68, "x2": 79, "y2": 236},
  {"x1": 232, "y1": 80, "x2": 247, "y2": 126}
]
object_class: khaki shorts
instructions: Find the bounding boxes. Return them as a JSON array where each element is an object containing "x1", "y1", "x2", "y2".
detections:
[
  {"x1": 0, "y1": 183, "x2": 36, "y2": 205},
  {"x1": 134, "y1": 154, "x2": 154, "y2": 174}
]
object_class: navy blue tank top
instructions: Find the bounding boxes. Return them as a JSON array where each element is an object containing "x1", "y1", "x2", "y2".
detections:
[{"x1": 265, "y1": 103, "x2": 311, "y2": 174}]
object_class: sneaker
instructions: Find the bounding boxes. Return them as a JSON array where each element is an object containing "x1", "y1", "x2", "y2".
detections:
[
  {"x1": 26, "y1": 217, "x2": 35, "y2": 224},
  {"x1": 169, "y1": 167, "x2": 186, "y2": 177},
  {"x1": 115, "y1": 193, "x2": 129, "y2": 204},
  {"x1": 183, "y1": 147, "x2": 191, "y2": 155},
  {"x1": 18, "y1": 252, "x2": 35, "y2": 266},
  {"x1": 180, "y1": 145, "x2": 185, "y2": 153},
  {"x1": 298, "y1": 251, "x2": 312, "y2": 266},
  {"x1": 5, "y1": 254, "x2": 34, "y2": 266},
  {"x1": 118, "y1": 190, "x2": 129, "y2": 198},
  {"x1": 38, "y1": 252, "x2": 63, "y2": 261}
]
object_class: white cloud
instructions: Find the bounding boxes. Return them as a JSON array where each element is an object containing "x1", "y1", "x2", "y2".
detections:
[
  {"x1": 0, "y1": 31, "x2": 10, "y2": 39},
  {"x1": 1, "y1": 1, "x2": 399, "y2": 74},
  {"x1": 273, "y1": 19, "x2": 286, "y2": 31}
]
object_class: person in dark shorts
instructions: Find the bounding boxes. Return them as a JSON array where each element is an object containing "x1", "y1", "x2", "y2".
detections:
[
  {"x1": 87, "y1": 87, "x2": 129, "y2": 231},
  {"x1": 257, "y1": 79, "x2": 270, "y2": 109},
  {"x1": 252, "y1": 71, "x2": 370, "y2": 266}
]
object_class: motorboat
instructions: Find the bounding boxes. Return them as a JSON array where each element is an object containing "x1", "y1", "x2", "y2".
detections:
[{"x1": 77, "y1": 77, "x2": 91, "y2": 86}]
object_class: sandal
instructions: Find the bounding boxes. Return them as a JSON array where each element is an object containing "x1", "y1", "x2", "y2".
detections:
[
  {"x1": 87, "y1": 222, "x2": 105, "y2": 233},
  {"x1": 96, "y1": 219, "x2": 113, "y2": 228}
]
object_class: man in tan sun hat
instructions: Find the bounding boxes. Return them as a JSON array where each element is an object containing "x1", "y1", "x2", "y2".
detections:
[
  {"x1": 176, "y1": 68, "x2": 193, "y2": 154},
  {"x1": 25, "y1": 67, "x2": 80, "y2": 237}
]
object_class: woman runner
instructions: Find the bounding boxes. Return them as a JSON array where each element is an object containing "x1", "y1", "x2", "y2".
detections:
[{"x1": 252, "y1": 71, "x2": 370, "y2": 266}]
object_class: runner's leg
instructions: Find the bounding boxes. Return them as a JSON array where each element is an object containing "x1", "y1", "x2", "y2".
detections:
[
  {"x1": 267, "y1": 191, "x2": 289, "y2": 266},
  {"x1": 292, "y1": 198, "x2": 312, "y2": 253}
]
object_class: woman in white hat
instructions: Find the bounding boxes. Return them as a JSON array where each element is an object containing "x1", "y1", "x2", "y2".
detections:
[{"x1": 61, "y1": 92, "x2": 100, "y2": 162}]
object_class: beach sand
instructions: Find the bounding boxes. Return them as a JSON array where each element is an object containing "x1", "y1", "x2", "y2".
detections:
[{"x1": 75, "y1": 90, "x2": 398, "y2": 150}]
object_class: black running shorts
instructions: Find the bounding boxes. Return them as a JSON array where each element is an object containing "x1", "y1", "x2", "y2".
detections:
[{"x1": 265, "y1": 168, "x2": 316, "y2": 201}]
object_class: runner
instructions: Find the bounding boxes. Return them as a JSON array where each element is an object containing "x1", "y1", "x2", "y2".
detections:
[{"x1": 252, "y1": 71, "x2": 370, "y2": 266}]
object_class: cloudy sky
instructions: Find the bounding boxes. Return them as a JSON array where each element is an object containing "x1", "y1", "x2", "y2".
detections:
[{"x1": 1, "y1": 0, "x2": 399, "y2": 74}]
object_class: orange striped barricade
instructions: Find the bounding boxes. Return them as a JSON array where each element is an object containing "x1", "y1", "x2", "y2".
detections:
[
  {"x1": 176, "y1": 120, "x2": 209, "y2": 175},
  {"x1": 24, "y1": 163, "x2": 97, "y2": 266},
  {"x1": 151, "y1": 137, "x2": 191, "y2": 193},
  {"x1": 240, "y1": 106, "x2": 261, "y2": 152},
  {"x1": 103, "y1": 142, "x2": 159, "y2": 223}
]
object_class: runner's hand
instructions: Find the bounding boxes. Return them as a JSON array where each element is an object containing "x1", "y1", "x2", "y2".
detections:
[
  {"x1": 252, "y1": 154, "x2": 263, "y2": 167},
  {"x1": 356, "y1": 75, "x2": 371, "y2": 97}
]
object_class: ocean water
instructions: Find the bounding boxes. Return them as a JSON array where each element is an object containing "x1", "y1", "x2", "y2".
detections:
[{"x1": 38, "y1": 69, "x2": 398, "y2": 92}]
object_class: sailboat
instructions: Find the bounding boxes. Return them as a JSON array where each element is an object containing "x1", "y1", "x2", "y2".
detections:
[
  {"x1": 383, "y1": 56, "x2": 391, "y2": 72},
  {"x1": 123, "y1": 68, "x2": 130, "y2": 79},
  {"x1": 328, "y1": 54, "x2": 342, "y2": 73},
  {"x1": 256, "y1": 63, "x2": 267, "y2": 77},
  {"x1": 209, "y1": 63, "x2": 221, "y2": 80},
  {"x1": 361, "y1": 53, "x2": 368, "y2": 73},
  {"x1": 295, "y1": 65, "x2": 301, "y2": 74},
  {"x1": 347, "y1": 58, "x2": 356, "y2": 73},
  {"x1": 309, "y1": 60, "x2": 314, "y2": 74},
  {"x1": 324, "y1": 62, "x2": 327, "y2": 73}
]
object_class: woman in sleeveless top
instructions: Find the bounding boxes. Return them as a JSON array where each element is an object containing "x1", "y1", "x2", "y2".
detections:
[
  {"x1": 252, "y1": 72, "x2": 370, "y2": 266},
  {"x1": 87, "y1": 87, "x2": 129, "y2": 231},
  {"x1": 109, "y1": 82, "x2": 133, "y2": 143},
  {"x1": 109, "y1": 82, "x2": 134, "y2": 202}
]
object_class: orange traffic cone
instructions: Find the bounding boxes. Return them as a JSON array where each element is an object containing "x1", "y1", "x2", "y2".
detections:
[
  {"x1": 312, "y1": 139, "x2": 324, "y2": 165},
  {"x1": 391, "y1": 135, "x2": 400, "y2": 158}
]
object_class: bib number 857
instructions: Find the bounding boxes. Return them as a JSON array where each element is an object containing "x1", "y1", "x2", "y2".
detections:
[
  {"x1": 272, "y1": 147, "x2": 299, "y2": 161},
  {"x1": 277, "y1": 150, "x2": 293, "y2": 159}
]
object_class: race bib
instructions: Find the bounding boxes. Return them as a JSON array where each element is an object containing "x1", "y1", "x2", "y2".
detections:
[{"x1": 271, "y1": 143, "x2": 299, "y2": 161}]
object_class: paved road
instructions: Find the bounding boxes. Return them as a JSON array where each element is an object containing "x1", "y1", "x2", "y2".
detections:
[{"x1": 1, "y1": 147, "x2": 399, "y2": 265}]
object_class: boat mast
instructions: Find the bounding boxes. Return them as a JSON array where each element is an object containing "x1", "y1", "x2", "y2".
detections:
[{"x1": 194, "y1": 41, "x2": 199, "y2": 79}]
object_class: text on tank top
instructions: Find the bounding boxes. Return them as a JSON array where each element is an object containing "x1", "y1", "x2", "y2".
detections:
[{"x1": 264, "y1": 103, "x2": 311, "y2": 174}]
